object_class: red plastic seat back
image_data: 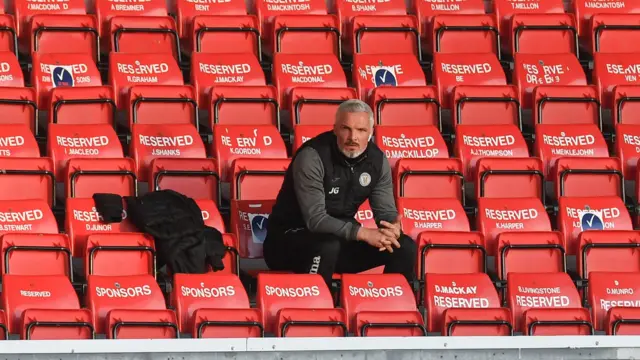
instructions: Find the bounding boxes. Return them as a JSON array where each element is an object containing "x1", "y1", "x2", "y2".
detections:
[
  {"x1": 496, "y1": 231, "x2": 565, "y2": 281},
  {"x1": 589, "y1": 271, "x2": 640, "y2": 331},
  {"x1": 14, "y1": 0, "x2": 86, "y2": 38},
  {"x1": 425, "y1": 272, "x2": 501, "y2": 333},
  {"x1": 533, "y1": 85, "x2": 600, "y2": 126},
  {"x1": 513, "y1": 53, "x2": 587, "y2": 109},
  {"x1": 292, "y1": 125, "x2": 332, "y2": 153},
  {"x1": 475, "y1": 157, "x2": 544, "y2": 199},
  {"x1": 47, "y1": 86, "x2": 115, "y2": 126},
  {"x1": 1, "y1": 233, "x2": 71, "y2": 277},
  {"x1": 85, "y1": 233, "x2": 155, "y2": 277},
  {"x1": 0, "y1": 88, "x2": 37, "y2": 134},
  {"x1": 369, "y1": 86, "x2": 440, "y2": 127},
  {"x1": 524, "y1": 308, "x2": 592, "y2": 335},
  {"x1": 0, "y1": 199, "x2": 58, "y2": 237},
  {"x1": 352, "y1": 53, "x2": 426, "y2": 101},
  {"x1": 2, "y1": 274, "x2": 79, "y2": 333},
  {"x1": 558, "y1": 197, "x2": 633, "y2": 256},
  {"x1": 212, "y1": 124, "x2": 288, "y2": 183},
  {"x1": 86, "y1": 274, "x2": 167, "y2": 333},
  {"x1": 231, "y1": 158, "x2": 290, "y2": 200},
  {"x1": 394, "y1": 158, "x2": 463, "y2": 199},
  {"x1": 131, "y1": 124, "x2": 206, "y2": 181},
  {"x1": 65, "y1": 197, "x2": 136, "y2": 257},
  {"x1": 95, "y1": 0, "x2": 168, "y2": 35},
  {"x1": 196, "y1": 199, "x2": 225, "y2": 232},
  {"x1": 0, "y1": 52, "x2": 24, "y2": 87},
  {"x1": 572, "y1": 0, "x2": 640, "y2": 37},
  {"x1": 108, "y1": 52, "x2": 183, "y2": 108},
  {"x1": 150, "y1": 158, "x2": 219, "y2": 202},
  {"x1": 553, "y1": 157, "x2": 623, "y2": 198},
  {"x1": 477, "y1": 197, "x2": 551, "y2": 256},
  {"x1": 65, "y1": 158, "x2": 136, "y2": 199},
  {"x1": 374, "y1": 125, "x2": 448, "y2": 168},
  {"x1": 417, "y1": 231, "x2": 485, "y2": 276},
  {"x1": 432, "y1": 52, "x2": 506, "y2": 109},
  {"x1": 171, "y1": 273, "x2": 250, "y2": 332},
  {"x1": 354, "y1": 199, "x2": 376, "y2": 229},
  {"x1": 506, "y1": 272, "x2": 581, "y2": 330},
  {"x1": 0, "y1": 157, "x2": 54, "y2": 206},
  {"x1": 31, "y1": 52, "x2": 102, "y2": 108},
  {"x1": 397, "y1": 197, "x2": 469, "y2": 239},
  {"x1": 508, "y1": 13, "x2": 577, "y2": 55},
  {"x1": 256, "y1": 273, "x2": 334, "y2": 334},
  {"x1": 272, "y1": 53, "x2": 346, "y2": 105},
  {"x1": 29, "y1": 15, "x2": 99, "y2": 59},
  {"x1": 127, "y1": 85, "x2": 197, "y2": 128},
  {"x1": 577, "y1": 230, "x2": 640, "y2": 279},
  {"x1": 593, "y1": 52, "x2": 640, "y2": 109},
  {"x1": 47, "y1": 123, "x2": 123, "y2": 181},
  {"x1": 454, "y1": 124, "x2": 529, "y2": 180}
]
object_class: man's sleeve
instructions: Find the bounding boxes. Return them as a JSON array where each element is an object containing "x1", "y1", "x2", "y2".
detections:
[
  {"x1": 369, "y1": 158, "x2": 399, "y2": 224},
  {"x1": 293, "y1": 147, "x2": 361, "y2": 241}
]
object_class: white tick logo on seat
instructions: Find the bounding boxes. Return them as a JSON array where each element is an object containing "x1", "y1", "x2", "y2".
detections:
[{"x1": 329, "y1": 187, "x2": 340, "y2": 195}]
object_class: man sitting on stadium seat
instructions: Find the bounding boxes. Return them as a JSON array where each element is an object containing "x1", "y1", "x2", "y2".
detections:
[{"x1": 264, "y1": 99, "x2": 416, "y2": 288}]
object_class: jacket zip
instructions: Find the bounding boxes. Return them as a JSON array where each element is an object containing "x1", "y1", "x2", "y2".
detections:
[{"x1": 343, "y1": 154, "x2": 368, "y2": 213}]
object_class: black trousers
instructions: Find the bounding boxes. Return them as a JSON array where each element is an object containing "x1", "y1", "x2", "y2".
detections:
[{"x1": 263, "y1": 227, "x2": 417, "y2": 289}]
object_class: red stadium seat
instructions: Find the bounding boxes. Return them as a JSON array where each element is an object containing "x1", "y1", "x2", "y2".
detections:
[
  {"x1": 230, "y1": 158, "x2": 289, "y2": 258},
  {"x1": 475, "y1": 157, "x2": 544, "y2": 200},
  {"x1": 352, "y1": 53, "x2": 426, "y2": 101},
  {"x1": 27, "y1": 14, "x2": 99, "y2": 61},
  {"x1": 0, "y1": 87, "x2": 37, "y2": 135},
  {"x1": 197, "y1": 199, "x2": 226, "y2": 233},
  {"x1": 513, "y1": 53, "x2": 587, "y2": 110},
  {"x1": 130, "y1": 123, "x2": 206, "y2": 182},
  {"x1": 593, "y1": 53, "x2": 640, "y2": 109},
  {"x1": 126, "y1": 85, "x2": 198, "y2": 130},
  {"x1": 442, "y1": 307, "x2": 513, "y2": 336},
  {"x1": 212, "y1": 124, "x2": 287, "y2": 182},
  {"x1": 0, "y1": 51, "x2": 24, "y2": 86},
  {"x1": 535, "y1": 124, "x2": 609, "y2": 177},
  {"x1": 0, "y1": 199, "x2": 58, "y2": 237},
  {"x1": 175, "y1": 0, "x2": 260, "y2": 56},
  {"x1": 150, "y1": 158, "x2": 219, "y2": 203},
  {"x1": 495, "y1": 231, "x2": 565, "y2": 282},
  {"x1": 108, "y1": 52, "x2": 184, "y2": 109},
  {"x1": 13, "y1": 0, "x2": 89, "y2": 54},
  {"x1": 65, "y1": 158, "x2": 137, "y2": 199},
  {"x1": 341, "y1": 274, "x2": 425, "y2": 337},
  {"x1": 252, "y1": 0, "x2": 339, "y2": 57},
  {"x1": 576, "y1": 230, "x2": 640, "y2": 280},
  {"x1": 416, "y1": 231, "x2": 485, "y2": 280},
  {"x1": 0, "y1": 233, "x2": 72, "y2": 278},
  {"x1": 612, "y1": 85, "x2": 640, "y2": 125},
  {"x1": 432, "y1": 52, "x2": 508, "y2": 112},
  {"x1": 93, "y1": 0, "x2": 170, "y2": 46},
  {"x1": 190, "y1": 52, "x2": 266, "y2": 106},
  {"x1": 451, "y1": 85, "x2": 521, "y2": 128},
  {"x1": 47, "y1": 123, "x2": 123, "y2": 181},
  {"x1": 571, "y1": 0, "x2": 640, "y2": 39},
  {"x1": 424, "y1": 272, "x2": 502, "y2": 333},
  {"x1": 86, "y1": 274, "x2": 176, "y2": 338},
  {"x1": 292, "y1": 124, "x2": 332, "y2": 153},
  {"x1": 31, "y1": 52, "x2": 102, "y2": 109},
  {"x1": 334, "y1": 0, "x2": 406, "y2": 34},
  {"x1": 171, "y1": 273, "x2": 263, "y2": 337},
  {"x1": 477, "y1": 197, "x2": 551, "y2": 256},
  {"x1": 290, "y1": 87, "x2": 356, "y2": 126},
  {"x1": 108, "y1": 16, "x2": 180, "y2": 62},
  {"x1": 606, "y1": 308, "x2": 640, "y2": 335},
  {"x1": 369, "y1": 86, "x2": 440, "y2": 127},
  {"x1": 65, "y1": 197, "x2": 136, "y2": 257},
  {"x1": 85, "y1": 233, "x2": 155, "y2": 277},
  {"x1": 558, "y1": 197, "x2": 633, "y2": 255},
  {"x1": 506, "y1": 272, "x2": 583, "y2": 332},
  {"x1": 396, "y1": 197, "x2": 469, "y2": 239},
  {"x1": 588, "y1": 272, "x2": 640, "y2": 332},
  {"x1": 586, "y1": 13, "x2": 640, "y2": 54},
  {"x1": 454, "y1": 124, "x2": 529, "y2": 180},
  {"x1": 532, "y1": 85, "x2": 601, "y2": 127},
  {"x1": 524, "y1": 308, "x2": 593, "y2": 335},
  {"x1": 375, "y1": 125, "x2": 448, "y2": 168},
  {"x1": 46, "y1": 86, "x2": 115, "y2": 127},
  {"x1": 21, "y1": 308, "x2": 92, "y2": 340},
  {"x1": 272, "y1": 53, "x2": 347, "y2": 107},
  {"x1": 0, "y1": 16, "x2": 16, "y2": 56},
  {"x1": 209, "y1": 86, "x2": 279, "y2": 128},
  {"x1": 415, "y1": 0, "x2": 498, "y2": 56},
  {"x1": 393, "y1": 158, "x2": 463, "y2": 200},
  {"x1": 349, "y1": 15, "x2": 420, "y2": 59},
  {"x1": 616, "y1": 122, "x2": 640, "y2": 179},
  {"x1": 257, "y1": 273, "x2": 347, "y2": 337},
  {"x1": 0, "y1": 157, "x2": 54, "y2": 206},
  {"x1": 2, "y1": 274, "x2": 89, "y2": 337},
  {"x1": 493, "y1": 0, "x2": 575, "y2": 55},
  {"x1": 552, "y1": 157, "x2": 623, "y2": 199}
]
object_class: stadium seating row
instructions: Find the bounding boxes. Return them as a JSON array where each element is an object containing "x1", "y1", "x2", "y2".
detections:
[
  {"x1": 0, "y1": 0, "x2": 638, "y2": 62},
  {"x1": 1, "y1": 269, "x2": 640, "y2": 339}
]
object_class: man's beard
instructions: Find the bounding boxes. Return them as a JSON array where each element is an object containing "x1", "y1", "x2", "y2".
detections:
[{"x1": 340, "y1": 147, "x2": 365, "y2": 158}]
